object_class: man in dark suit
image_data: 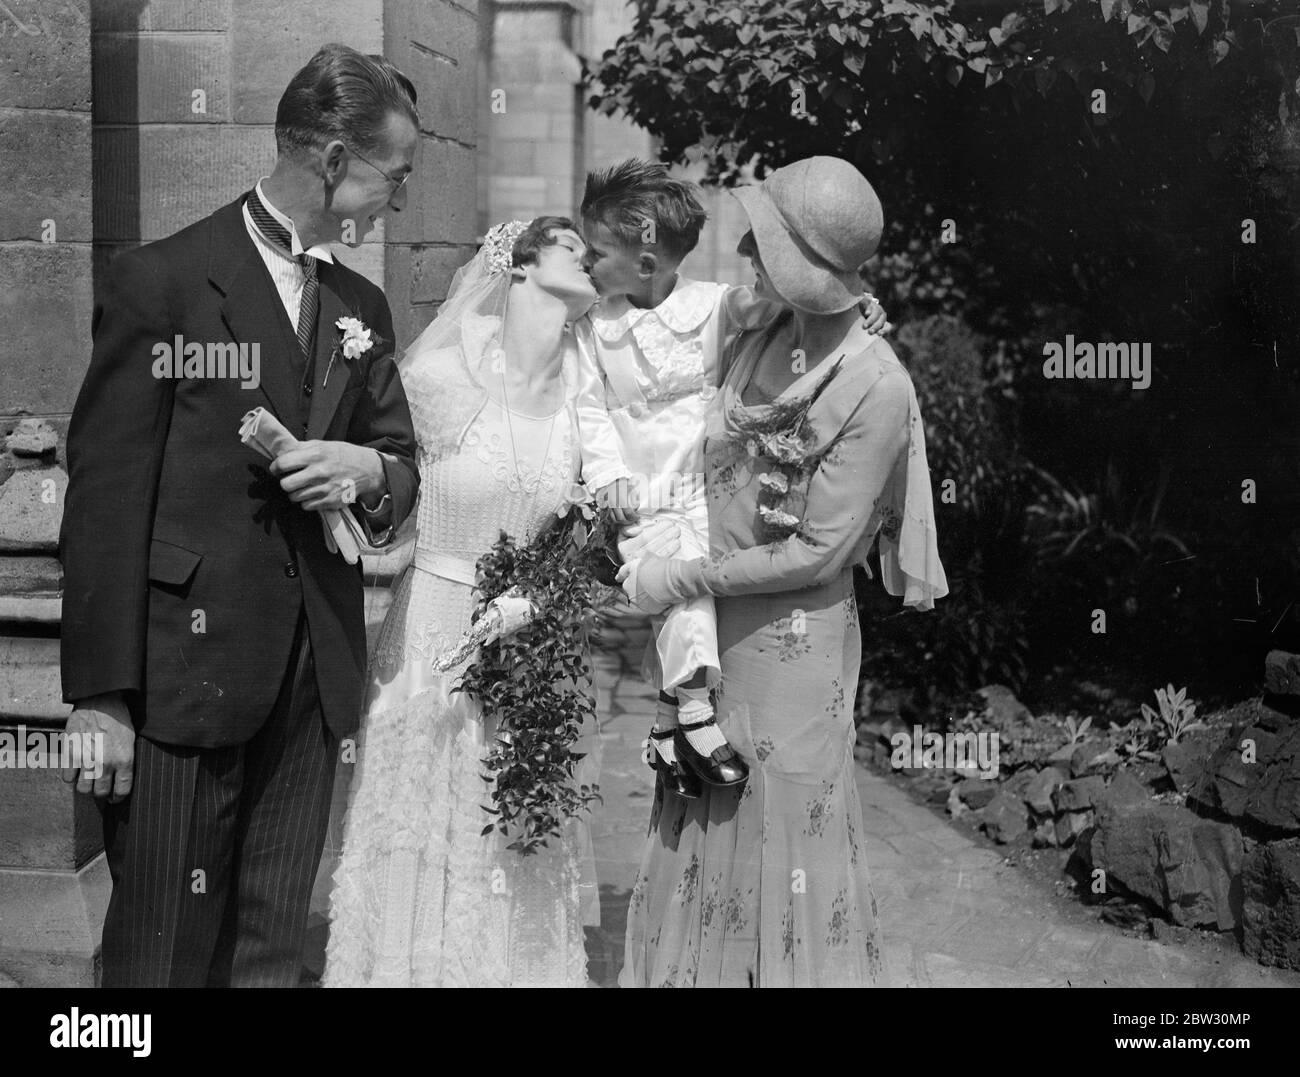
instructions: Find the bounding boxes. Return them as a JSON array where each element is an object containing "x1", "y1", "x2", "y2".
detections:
[{"x1": 58, "y1": 44, "x2": 421, "y2": 987}]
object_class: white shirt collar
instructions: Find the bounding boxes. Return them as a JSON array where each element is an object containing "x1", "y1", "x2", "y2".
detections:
[
  {"x1": 254, "y1": 179, "x2": 335, "y2": 264},
  {"x1": 589, "y1": 276, "x2": 719, "y2": 341}
]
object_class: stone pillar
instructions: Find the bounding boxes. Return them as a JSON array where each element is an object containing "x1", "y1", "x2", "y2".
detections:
[
  {"x1": 0, "y1": 0, "x2": 97, "y2": 989},
  {"x1": 383, "y1": 0, "x2": 482, "y2": 348},
  {"x1": 481, "y1": 0, "x2": 585, "y2": 227}
]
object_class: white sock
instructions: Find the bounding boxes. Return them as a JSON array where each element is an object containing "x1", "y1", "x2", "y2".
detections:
[
  {"x1": 652, "y1": 699, "x2": 678, "y2": 764},
  {"x1": 677, "y1": 686, "x2": 727, "y2": 755}
]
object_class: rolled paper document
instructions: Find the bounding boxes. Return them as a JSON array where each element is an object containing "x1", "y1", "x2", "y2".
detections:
[{"x1": 239, "y1": 407, "x2": 367, "y2": 564}]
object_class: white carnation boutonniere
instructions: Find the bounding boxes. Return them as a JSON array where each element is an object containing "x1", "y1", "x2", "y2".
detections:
[{"x1": 324, "y1": 315, "x2": 377, "y2": 385}]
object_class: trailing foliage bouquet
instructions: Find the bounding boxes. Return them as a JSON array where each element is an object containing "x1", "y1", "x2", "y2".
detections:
[{"x1": 454, "y1": 491, "x2": 622, "y2": 855}]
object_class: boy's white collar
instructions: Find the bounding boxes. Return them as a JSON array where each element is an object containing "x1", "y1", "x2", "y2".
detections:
[{"x1": 589, "y1": 276, "x2": 720, "y2": 341}]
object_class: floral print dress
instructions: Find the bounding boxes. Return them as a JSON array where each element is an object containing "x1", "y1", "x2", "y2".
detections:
[{"x1": 620, "y1": 316, "x2": 946, "y2": 987}]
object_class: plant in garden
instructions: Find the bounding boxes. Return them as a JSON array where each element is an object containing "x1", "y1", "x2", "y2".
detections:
[
  {"x1": 1139, "y1": 683, "x2": 1207, "y2": 745},
  {"x1": 1061, "y1": 713, "x2": 1093, "y2": 744},
  {"x1": 1109, "y1": 717, "x2": 1160, "y2": 761}
]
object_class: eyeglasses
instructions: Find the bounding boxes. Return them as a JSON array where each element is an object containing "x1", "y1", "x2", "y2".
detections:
[{"x1": 348, "y1": 146, "x2": 410, "y2": 192}]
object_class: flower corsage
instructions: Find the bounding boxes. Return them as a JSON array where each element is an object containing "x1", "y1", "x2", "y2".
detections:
[
  {"x1": 731, "y1": 358, "x2": 843, "y2": 542},
  {"x1": 324, "y1": 315, "x2": 379, "y2": 385}
]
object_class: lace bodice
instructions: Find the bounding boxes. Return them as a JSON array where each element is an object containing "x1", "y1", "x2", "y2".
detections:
[
  {"x1": 420, "y1": 396, "x2": 578, "y2": 563},
  {"x1": 370, "y1": 396, "x2": 579, "y2": 673}
]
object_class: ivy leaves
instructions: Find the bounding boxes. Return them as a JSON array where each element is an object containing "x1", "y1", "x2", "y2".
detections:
[{"x1": 456, "y1": 507, "x2": 617, "y2": 855}]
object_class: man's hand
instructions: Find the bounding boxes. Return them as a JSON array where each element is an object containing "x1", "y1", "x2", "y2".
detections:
[
  {"x1": 62, "y1": 692, "x2": 135, "y2": 802},
  {"x1": 595, "y1": 477, "x2": 639, "y2": 526},
  {"x1": 859, "y1": 294, "x2": 892, "y2": 336},
  {"x1": 270, "y1": 441, "x2": 384, "y2": 512}
]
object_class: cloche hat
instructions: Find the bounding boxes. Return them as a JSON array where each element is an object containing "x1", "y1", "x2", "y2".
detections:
[{"x1": 731, "y1": 156, "x2": 884, "y2": 314}]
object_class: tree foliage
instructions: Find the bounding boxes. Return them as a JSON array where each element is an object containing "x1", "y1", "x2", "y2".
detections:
[{"x1": 589, "y1": 0, "x2": 1300, "y2": 698}]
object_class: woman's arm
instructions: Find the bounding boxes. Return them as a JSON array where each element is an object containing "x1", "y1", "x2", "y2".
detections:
[{"x1": 627, "y1": 365, "x2": 912, "y2": 602}]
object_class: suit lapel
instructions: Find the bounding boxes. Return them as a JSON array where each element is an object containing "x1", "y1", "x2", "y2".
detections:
[
  {"x1": 306, "y1": 263, "x2": 354, "y2": 439},
  {"x1": 208, "y1": 196, "x2": 305, "y2": 426}
]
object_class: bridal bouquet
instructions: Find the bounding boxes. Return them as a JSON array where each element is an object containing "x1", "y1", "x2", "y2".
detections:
[{"x1": 455, "y1": 495, "x2": 621, "y2": 855}]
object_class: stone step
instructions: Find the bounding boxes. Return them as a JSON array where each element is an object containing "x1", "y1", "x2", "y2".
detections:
[
  {"x1": 0, "y1": 636, "x2": 69, "y2": 725},
  {"x1": 0, "y1": 596, "x2": 59, "y2": 623},
  {"x1": 0, "y1": 467, "x2": 66, "y2": 554},
  {"x1": 0, "y1": 556, "x2": 63, "y2": 624},
  {"x1": 0, "y1": 854, "x2": 109, "y2": 987}
]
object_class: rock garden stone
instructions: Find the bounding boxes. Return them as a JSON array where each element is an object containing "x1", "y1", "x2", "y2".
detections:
[
  {"x1": 981, "y1": 789, "x2": 1030, "y2": 844},
  {"x1": 1024, "y1": 766, "x2": 1067, "y2": 815},
  {"x1": 1265, "y1": 650, "x2": 1300, "y2": 697},
  {"x1": 1190, "y1": 720, "x2": 1300, "y2": 835},
  {"x1": 1055, "y1": 809, "x2": 1094, "y2": 847},
  {"x1": 946, "y1": 784, "x2": 967, "y2": 819},
  {"x1": 1032, "y1": 818, "x2": 1059, "y2": 848},
  {"x1": 1089, "y1": 800, "x2": 1243, "y2": 930},
  {"x1": 1004, "y1": 767, "x2": 1040, "y2": 799},
  {"x1": 1055, "y1": 775, "x2": 1108, "y2": 813},
  {"x1": 958, "y1": 780, "x2": 999, "y2": 810},
  {"x1": 1163, "y1": 734, "x2": 1218, "y2": 795},
  {"x1": 1068, "y1": 738, "x2": 1113, "y2": 778},
  {"x1": 1099, "y1": 768, "x2": 1149, "y2": 811},
  {"x1": 1241, "y1": 837, "x2": 1300, "y2": 971}
]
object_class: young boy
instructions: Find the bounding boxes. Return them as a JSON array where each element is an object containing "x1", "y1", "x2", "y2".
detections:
[{"x1": 574, "y1": 160, "x2": 885, "y2": 794}]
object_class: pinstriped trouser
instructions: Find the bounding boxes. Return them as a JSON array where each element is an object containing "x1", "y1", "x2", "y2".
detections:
[{"x1": 98, "y1": 609, "x2": 338, "y2": 988}]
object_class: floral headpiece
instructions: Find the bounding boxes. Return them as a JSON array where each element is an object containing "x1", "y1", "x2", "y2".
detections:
[{"x1": 482, "y1": 219, "x2": 531, "y2": 276}]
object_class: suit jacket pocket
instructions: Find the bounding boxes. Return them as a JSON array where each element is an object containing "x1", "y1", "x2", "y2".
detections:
[{"x1": 148, "y1": 538, "x2": 203, "y2": 588}]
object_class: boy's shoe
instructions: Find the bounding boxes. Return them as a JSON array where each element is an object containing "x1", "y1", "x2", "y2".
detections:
[
  {"x1": 674, "y1": 719, "x2": 749, "y2": 788},
  {"x1": 649, "y1": 727, "x2": 702, "y2": 799}
]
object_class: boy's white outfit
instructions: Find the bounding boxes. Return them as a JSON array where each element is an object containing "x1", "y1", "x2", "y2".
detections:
[{"x1": 575, "y1": 276, "x2": 774, "y2": 692}]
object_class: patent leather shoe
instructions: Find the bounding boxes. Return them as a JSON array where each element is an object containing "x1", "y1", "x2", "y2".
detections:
[
  {"x1": 649, "y1": 728, "x2": 701, "y2": 799},
  {"x1": 674, "y1": 720, "x2": 749, "y2": 788}
]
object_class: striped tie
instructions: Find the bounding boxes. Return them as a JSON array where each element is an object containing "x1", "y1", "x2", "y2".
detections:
[{"x1": 246, "y1": 188, "x2": 319, "y2": 361}]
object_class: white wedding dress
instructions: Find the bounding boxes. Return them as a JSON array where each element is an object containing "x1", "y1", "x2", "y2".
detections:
[{"x1": 323, "y1": 315, "x2": 600, "y2": 987}]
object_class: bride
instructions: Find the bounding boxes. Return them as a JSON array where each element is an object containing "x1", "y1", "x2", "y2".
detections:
[{"x1": 323, "y1": 217, "x2": 606, "y2": 986}]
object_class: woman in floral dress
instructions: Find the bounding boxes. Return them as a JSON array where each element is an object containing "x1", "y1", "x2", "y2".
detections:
[{"x1": 617, "y1": 157, "x2": 949, "y2": 987}]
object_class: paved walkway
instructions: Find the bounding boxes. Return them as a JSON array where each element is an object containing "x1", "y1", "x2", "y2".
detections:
[
  {"x1": 307, "y1": 602, "x2": 1299, "y2": 988},
  {"x1": 584, "y1": 607, "x2": 1300, "y2": 989}
]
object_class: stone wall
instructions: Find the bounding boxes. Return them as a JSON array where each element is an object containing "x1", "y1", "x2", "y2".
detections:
[
  {"x1": 384, "y1": 0, "x2": 482, "y2": 346},
  {"x1": 0, "y1": 0, "x2": 94, "y2": 424},
  {"x1": 480, "y1": 0, "x2": 585, "y2": 230}
]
